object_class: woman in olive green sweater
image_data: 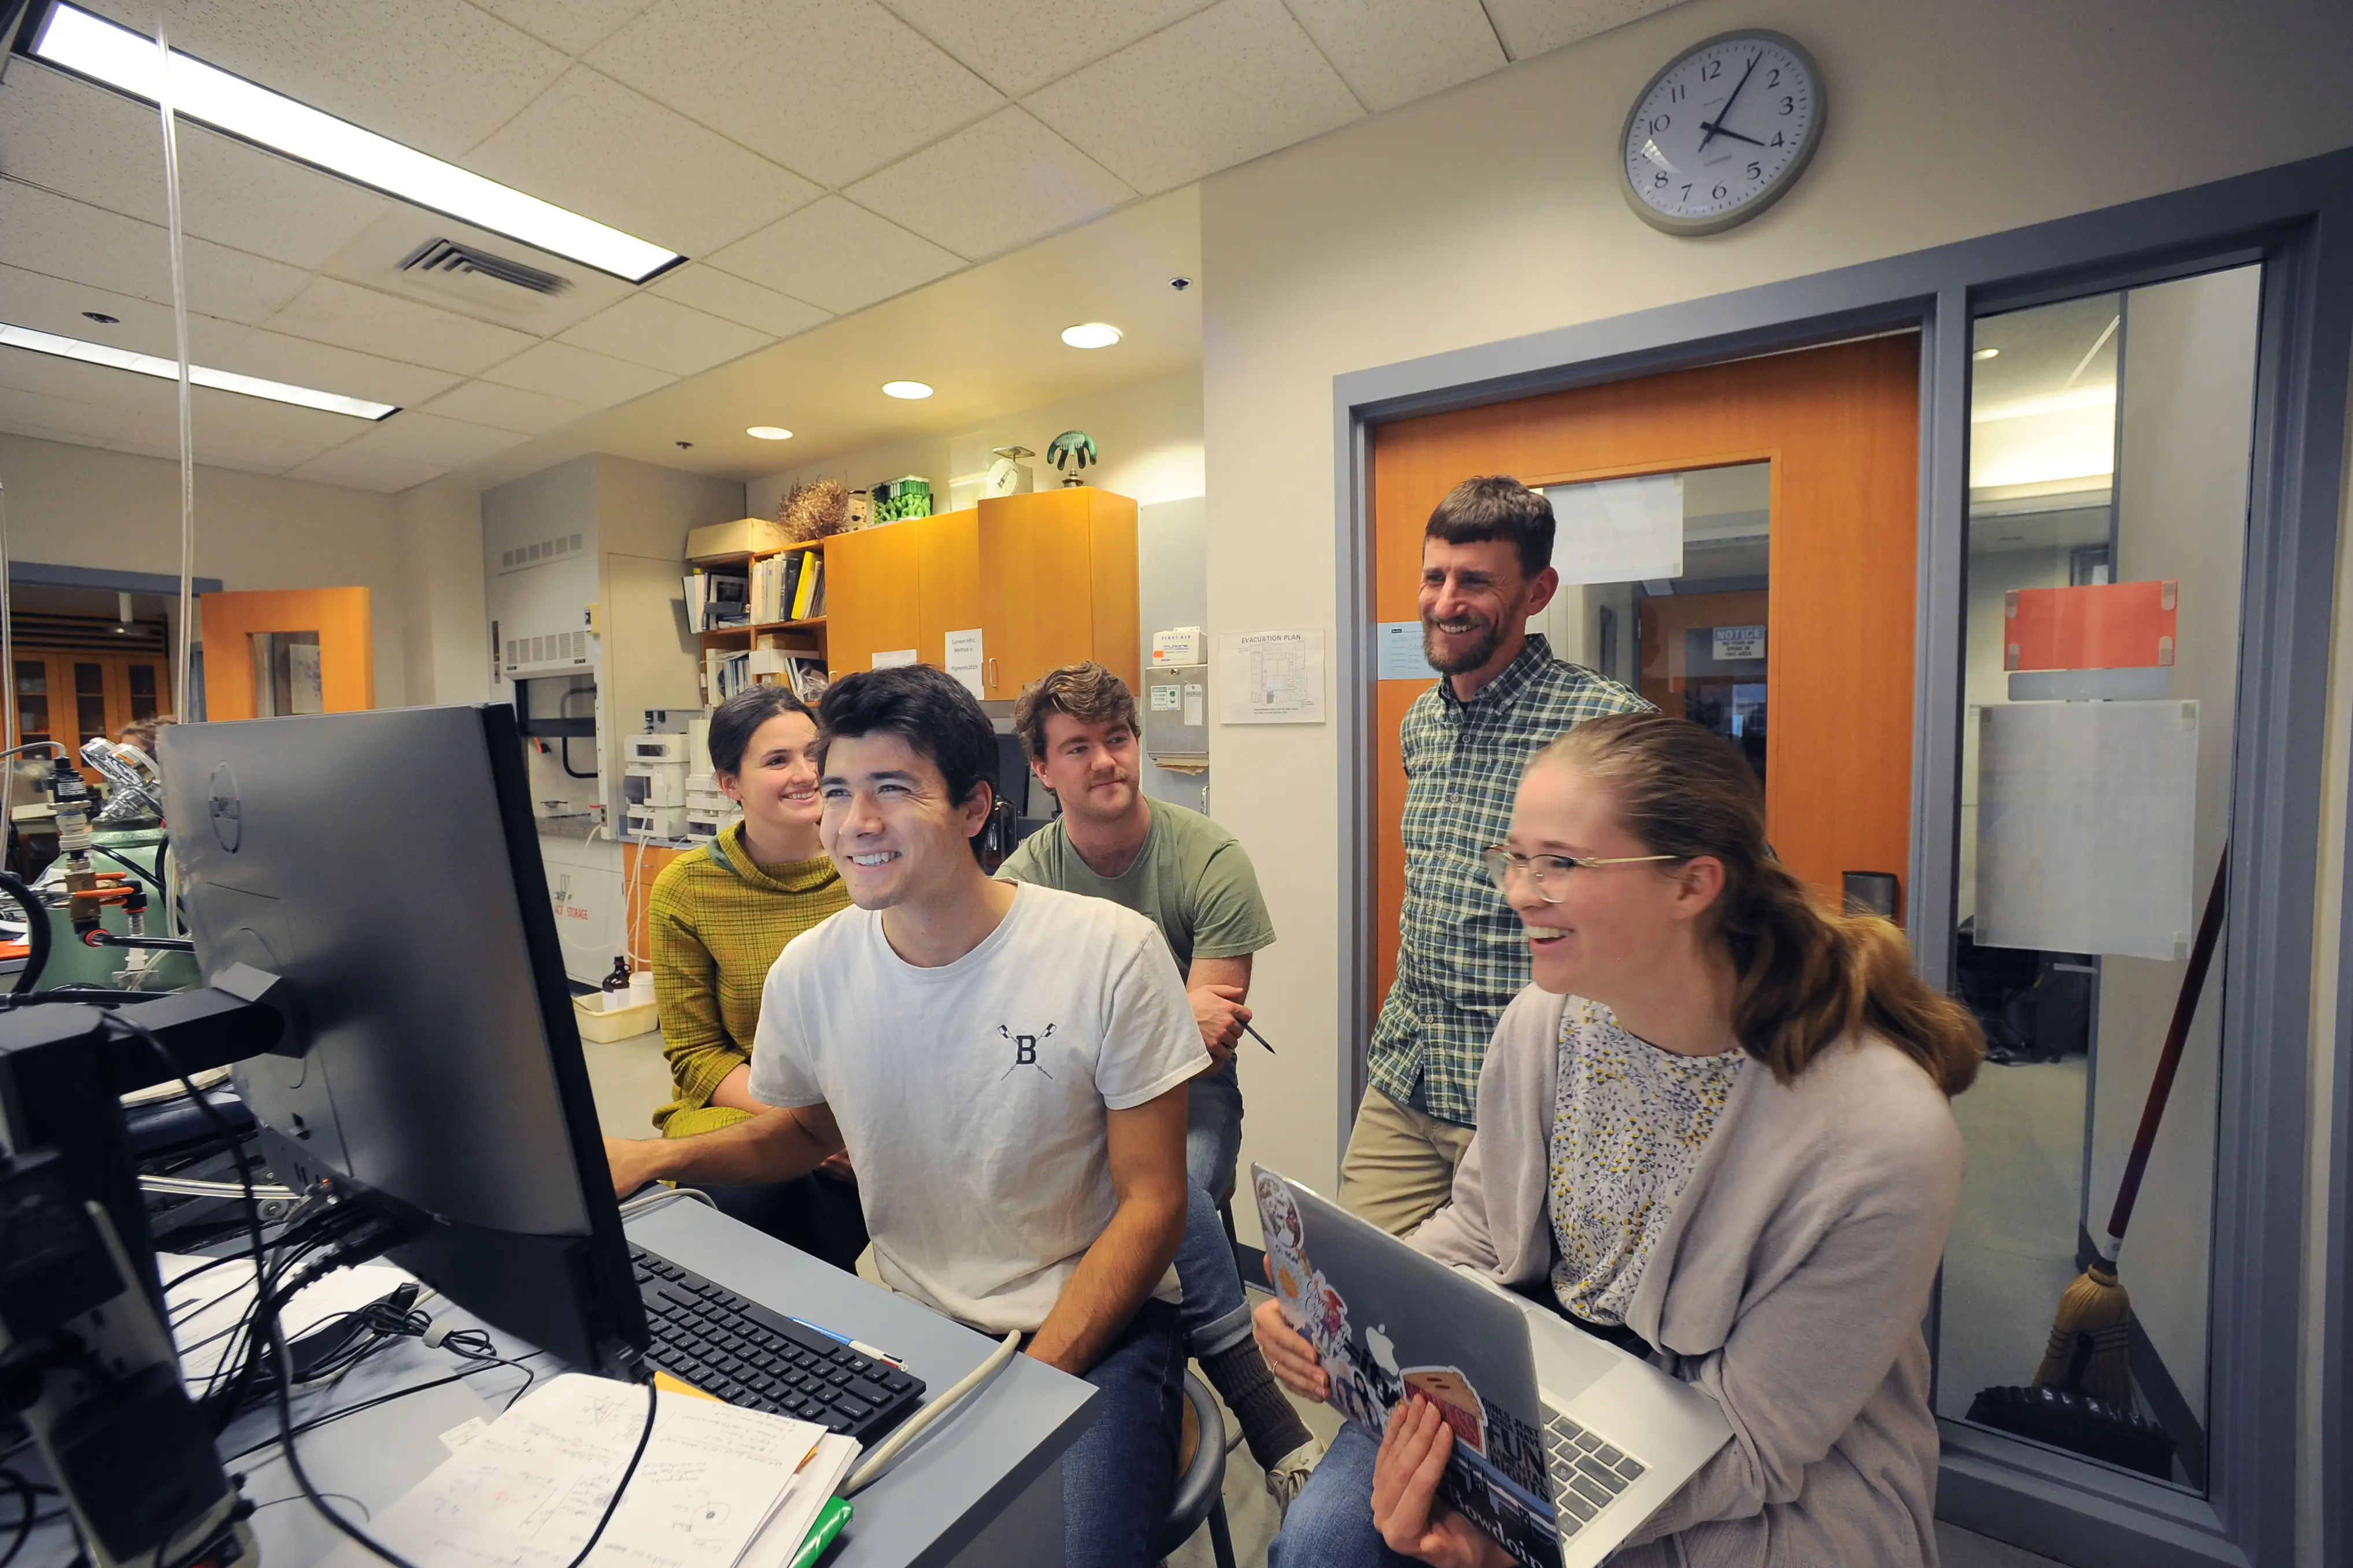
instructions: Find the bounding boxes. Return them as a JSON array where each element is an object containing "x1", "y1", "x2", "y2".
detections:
[{"x1": 647, "y1": 684, "x2": 865, "y2": 1267}]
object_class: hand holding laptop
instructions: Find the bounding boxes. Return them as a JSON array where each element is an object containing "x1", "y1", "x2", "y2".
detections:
[
  {"x1": 1373, "y1": 1396, "x2": 1515, "y2": 1568},
  {"x1": 1251, "y1": 1297, "x2": 1329, "y2": 1401}
]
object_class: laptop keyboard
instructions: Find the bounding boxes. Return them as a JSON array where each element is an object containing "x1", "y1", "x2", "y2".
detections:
[
  {"x1": 630, "y1": 1245, "x2": 926, "y2": 1444},
  {"x1": 1544, "y1": 1412, "x2": 1648, "y2": 1537}
]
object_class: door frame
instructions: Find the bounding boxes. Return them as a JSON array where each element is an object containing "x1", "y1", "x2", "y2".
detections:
[{"x1": 1329, "y1": 147, "x2": 2353, "y2": 1567}]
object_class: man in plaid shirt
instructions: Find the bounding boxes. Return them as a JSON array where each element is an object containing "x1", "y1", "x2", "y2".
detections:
[{"x1": 1342, "y1": 476, "x2": 1650, "y2": 1236}]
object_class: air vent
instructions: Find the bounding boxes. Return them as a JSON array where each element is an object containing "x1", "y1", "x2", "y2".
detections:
[{"x1": 400, "y1": 238, "x2": 570, "y2": 296}]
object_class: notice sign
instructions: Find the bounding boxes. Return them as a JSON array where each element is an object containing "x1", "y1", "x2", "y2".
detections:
[
  {"x1": 1150, "y1": 682, "x2": 1182, "y2": 711},
  {"x1": 944, "y1": 628, "x2": 984, "y2": 697},
  {"x1": 1378, "y1": 620, "x2": 1439, "y2": 681},
  {"x1": 1712, "y1": 626, "x2": 1766, "y2": 661},
  {"x1": 1219, "y1": 630, "x2": 1327, "y2": 724}
]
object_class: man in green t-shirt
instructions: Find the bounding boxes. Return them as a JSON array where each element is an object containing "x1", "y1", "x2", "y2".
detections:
[{"x1": 1002, "y1": 662, "x2": 1321, "y2": 1504}]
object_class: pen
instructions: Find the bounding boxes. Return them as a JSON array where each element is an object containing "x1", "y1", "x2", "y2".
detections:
[
  {"x1": 1244, "y1": 1020, "x2": 1276, "y2": 1055},
  {"x1": 788, "y1": 1315, "x2": 906, "y2": 1369}
]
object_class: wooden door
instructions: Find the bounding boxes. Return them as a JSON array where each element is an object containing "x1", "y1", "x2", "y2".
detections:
[
  {"x1": 198, "y1": 587, "x2": 374, "y2": 721},
  {"x1": 1370, "y1": 334, "x2": 1920, "y2": 1005},
  {"x1": 821, "y1": 524, "x2": 920, "y2": 678},
  {"x1": 10, "y1": 650, "x2": 171, "y2": 783},
  {"x1": 978, "y1": 490, "x2": 1096, "y2": 698},
  {"x1": 914, "y1": 509, "x2": 980, "y2": 670}
]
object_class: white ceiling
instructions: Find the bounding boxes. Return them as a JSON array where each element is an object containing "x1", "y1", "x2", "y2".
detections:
[{"x1": 0, "y1": 0, "x2": 1690, "y2": 492}]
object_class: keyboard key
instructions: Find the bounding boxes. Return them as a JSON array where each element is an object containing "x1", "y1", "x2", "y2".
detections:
[
  {"x1": 1573, "y1": 1432, "x2": 1601, "y2": 1452},
  {"x1": 1616, "y1": 1456, "x2": 1646, "y2": 1480},
  {"x1": 1570, "y1": 1475, "x2": 1612, "y2": 1510},
  {"x1": 1596, "y1": 1444, "x2": 1624, "y2": 1466},
  {"x1": 846, "y1": 1377, "x2": 891, "y2": 1406},
  {"x1": 1557, "y1": 1489, "x2": 1595, "y2": 1522},
  {"x1": 1575, "y1": 1459, "x2": 1627, "y2": 1496},
  {"x1": 836, "y1": 1397, "x2": 873, "y2": 1422}
]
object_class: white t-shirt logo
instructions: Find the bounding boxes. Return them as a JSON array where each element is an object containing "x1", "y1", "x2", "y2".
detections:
[{"x1": 998, "y1": 1022, "x2": 1058, "y2": 1079}]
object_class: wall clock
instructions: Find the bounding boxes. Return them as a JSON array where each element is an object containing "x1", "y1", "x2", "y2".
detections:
[{"x1": 1621, "y1": 31, "x2": 1824, "y2": 236}]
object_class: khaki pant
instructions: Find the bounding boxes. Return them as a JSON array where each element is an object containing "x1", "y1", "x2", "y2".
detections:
[{"x1": 1338, "y1": 1086, "x2": 1477, "y2": 1237}]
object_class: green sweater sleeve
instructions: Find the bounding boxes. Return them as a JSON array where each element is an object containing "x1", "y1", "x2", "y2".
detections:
[{"x1": 649, "y1": 873, "x2": 745, "y2": 1135}]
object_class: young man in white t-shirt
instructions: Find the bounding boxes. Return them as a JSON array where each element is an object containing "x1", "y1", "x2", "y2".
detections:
[{"x1": 604, "y1": 664, "x2": 1203, "y2": 1568}]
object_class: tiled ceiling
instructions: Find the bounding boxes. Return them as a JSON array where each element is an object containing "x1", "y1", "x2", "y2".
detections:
[{"x1": 0, "y1": 0, "x2": 1689, "y2": 493}]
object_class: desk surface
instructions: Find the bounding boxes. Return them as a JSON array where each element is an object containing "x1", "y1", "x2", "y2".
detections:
[
  {"x1": 17, "y1": 1199, "x2": 1096, "y2": 1568},
  {"x1": 627, "y1": 1197, "x2": 1097, "y2": 1567}
]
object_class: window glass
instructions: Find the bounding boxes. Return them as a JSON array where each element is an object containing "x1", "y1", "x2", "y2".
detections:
[{"x1": 1938, "y1": 264, "x2": 2261, "y2": 1495}]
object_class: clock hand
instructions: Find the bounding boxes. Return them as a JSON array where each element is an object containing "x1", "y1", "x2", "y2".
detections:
[
  {"x1": 1698, "y1": 123, "x2": 1767, "y2": 149},
  {"x1": 1696, "y1": 49, "x2": 1762, "y2": 152}
]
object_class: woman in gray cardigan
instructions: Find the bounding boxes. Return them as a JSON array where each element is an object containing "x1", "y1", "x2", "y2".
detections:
[{"x1": 1259, "y1": 713, "x2": 1981, "y2": 1567}]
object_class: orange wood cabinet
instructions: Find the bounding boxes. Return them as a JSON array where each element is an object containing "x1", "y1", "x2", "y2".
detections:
[
  {"x1": 825, "y1": 489, "x2": 1139, "y2": 698},
  {"x1": 11, "y1": 650, "x2": 171, "y2": 784},
  {"x1": 198, "y1": 587, "x2": 375, "y2": 721}
]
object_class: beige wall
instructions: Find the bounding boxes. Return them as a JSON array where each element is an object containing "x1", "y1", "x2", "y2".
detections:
[
  {"x1": 393, "y1": 475, "x2": 490, "y2": 708},
  {"x1": 1198, "y1": 3, "x2": 2353, "y2": 1552},
  {"x1": 0, "y1": 431, "x2": 407, "y2": 709}
]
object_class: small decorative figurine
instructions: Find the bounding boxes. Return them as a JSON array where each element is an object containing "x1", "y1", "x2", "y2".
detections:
[{"x1": 1046, "y1": 430, "x2": 1098, "y2": 486}]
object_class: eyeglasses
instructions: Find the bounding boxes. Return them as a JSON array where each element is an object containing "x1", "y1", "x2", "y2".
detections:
[{"x1": 1480, "y1": 845, "x2": 1679, "y2": 903}]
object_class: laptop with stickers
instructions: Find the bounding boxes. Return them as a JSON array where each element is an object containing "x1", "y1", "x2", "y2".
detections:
[{"x1": 1254, "y1": 1165, "x2": 1730, "y2": 1568}]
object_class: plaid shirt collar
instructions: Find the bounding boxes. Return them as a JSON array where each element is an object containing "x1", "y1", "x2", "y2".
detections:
[{"x1": 1433, "y1": 633, "x2": 1558, "y2": 722}]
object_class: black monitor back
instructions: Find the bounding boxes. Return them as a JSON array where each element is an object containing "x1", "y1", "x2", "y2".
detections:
[{"x1": 160, "y1": 705, "x2": 645, "y2": 1374}]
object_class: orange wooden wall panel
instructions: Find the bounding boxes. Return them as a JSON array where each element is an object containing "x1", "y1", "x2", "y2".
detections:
[
  {"x1": 197, "y1": 587, "x2": 375, "y2": 721},
  {"x1": 914, "y1": 509, "x2": 981, "y2": 669},
  {"x1": 824, "y1": 524, "x2": 921, "y2": 676},
  {"x1": 1369, "y1": 335, "x2": 1920, "y2": 1003}
]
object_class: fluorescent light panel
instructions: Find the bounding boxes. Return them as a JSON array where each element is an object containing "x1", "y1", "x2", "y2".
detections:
[
  {"x1": 28, "y1": 3, "x2": 681, "y2": 283},
  {"x1": 0, "y1": 321, "x2": 398, "y2": 419}
]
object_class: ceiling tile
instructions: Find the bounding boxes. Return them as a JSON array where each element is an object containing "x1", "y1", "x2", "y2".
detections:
[
  {"x1": 705, "y1": 197, "x2": 961, "y2": 316},
  {"x1": 1023, "y1": 0, "x2": 1362, "y2": 193},
  {"x1": 0, "y1": 264, "x2": 250, "y2": 361},
  {"x1": 0, "y1": 64, "x2": 390, "y2": 270},
  {"x1": 109, "y1": 413, "x2": 330, "y2": 473},
  {"x1": 264, "y1": 277, "x2": 541, "y2": 376},
  {"x1": 0, "y1": 385, "x2": 137, "y2": 443},
  {"x1": 77, "y1": 0, "x2": 571, "y2": 160},
  {"x1": 648, "y1": 266, "x2": 830, "y2": 339},
  {"x1": 210, "y1": 328, "x2": 464, "y2": 409},
  {"x1": 876, "y1": 0, "x2": 1216, "y2": 98},
  {"x1": 461, "y1": 67, "x2": 819, "y2": 257},
  {"x1": 845, "y1": 108, "x2": 1135, "y2": 261},
  {"x1": 1480, "y1": 0, "x2": 1687, "y2": 62},
  {"x1": 587, "y1": 0, "x2": 1004, "y2": 187},
  {"x1": 0, "y1": 180, "x2": 311, "y2": 324},
  {"x1": 1283, "y1": 0, "x2": 1505, "y2": 112},
  {"x1": 556, "y1": 294, "x2": 771, "y2": 376},
  {"x1": 418, "y1": 379, "x2": 598, "y2": 434},
  {"x1": 287, "y1": 445, "x2": 455, "y2": 492},
  {"x1": 479, "y1": 339, "x2": 677, "y2": 402},
  {"x1": 331, "y1": 409, "x2": 530, "y2": 465},
  {"x1": 472, "y1": 0, "x2": 657, "y2": 55}
]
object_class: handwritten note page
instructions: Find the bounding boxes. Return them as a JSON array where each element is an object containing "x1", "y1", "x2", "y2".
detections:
[{"x1": 322, "y1": 1374, "x2": 826, "y2": 1568}]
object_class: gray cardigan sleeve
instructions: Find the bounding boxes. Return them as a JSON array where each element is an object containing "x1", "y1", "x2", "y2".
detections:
[{"x1": 1408, "y1": 985, "x2": 1567, "y2": 1286}]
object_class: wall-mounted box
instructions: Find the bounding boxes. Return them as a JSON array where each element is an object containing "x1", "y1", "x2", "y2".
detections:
[{"x1": 1144, "y1": 663, "x2": 1209, "y2": 770}]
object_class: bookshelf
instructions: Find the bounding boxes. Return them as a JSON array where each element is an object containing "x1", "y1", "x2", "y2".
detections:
[{"x1": 687, "y1": 537, "x2": 829, "y2": 703}]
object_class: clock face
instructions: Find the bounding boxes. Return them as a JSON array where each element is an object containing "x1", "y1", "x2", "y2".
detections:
[{"x1": 1621, "y1": 32, "x2": 1823, "y2": 235}]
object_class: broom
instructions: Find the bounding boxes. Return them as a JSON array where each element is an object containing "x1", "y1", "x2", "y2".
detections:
[{"x1": 2030, "y1": 844, "x2": 2229, "y2": 1407}]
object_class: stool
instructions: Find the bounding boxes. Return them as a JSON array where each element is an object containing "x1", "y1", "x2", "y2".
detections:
[{"x1": 1158, "y1": 1370, "x2": 1237, "y2": 1567}]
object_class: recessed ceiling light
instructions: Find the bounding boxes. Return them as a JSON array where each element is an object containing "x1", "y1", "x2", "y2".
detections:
[
  {"x1": 1060, "y1": 322, "x2": 1122, "y2": 349},
  {"x1": 28, "y1": 3, "x2": 681, "y2": 283},
  {"x1": 881, "y1": 381, "x2": 932, "y2": 400},
  {"x1": 746, "y1": 426, "x2": 793, "y2": 441},
  {"x1": 0, "y1": 320, "x2": 397, "y2": 419},
  {"x1": 81, "y1": 311, "x2": 119, "y2": 325},
  {"x1": 1972, "y1": 347, "x2": 2000, "y2": 361}
]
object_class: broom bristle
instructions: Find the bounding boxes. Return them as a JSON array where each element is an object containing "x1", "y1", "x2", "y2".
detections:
[{"x1": 2031, "y1": 1262, "x2": 2133, "y2": 1409}]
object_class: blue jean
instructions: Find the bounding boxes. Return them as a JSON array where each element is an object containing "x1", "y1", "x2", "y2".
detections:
[
  {"x1": 1269, "y1": 1422, "x2": 1412, "y2": 1567},
  {"x1": 1174, "y1": 1181, "x2": 1254, "y2": 1357},
  {"x1": 1061, "y1": 1297, "x2": 1186, "y2": 1568},
  {"x1": 1187, "y1": 1057, "x2": 1245, "y2": 1207}
]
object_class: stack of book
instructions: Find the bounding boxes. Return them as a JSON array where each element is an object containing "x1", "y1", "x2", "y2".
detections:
[
  {"x1": 686, "y1": 565, "x2": 751, "y2": 631},
  {"x1": 749, "y1": 550, "x2": 823, "y2": 624}
]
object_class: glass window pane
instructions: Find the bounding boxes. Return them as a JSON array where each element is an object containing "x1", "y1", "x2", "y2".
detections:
[
  {"x1": 1541, "y1": 462, "x2": 1771, "y2": 786},
  {"x1": 73, "y1": 661, "x2": 105, "y2": 747},
  {"x1": 15, "y1": 661, "x2": 46, "y2": 742},
  {"x1": 1938, "y1": 265, "x2": 2261, "y2": 1496}
]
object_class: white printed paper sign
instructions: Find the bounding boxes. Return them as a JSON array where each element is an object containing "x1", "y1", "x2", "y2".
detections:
[
  {"x1": 1150, "y1": 683, "x2": 1182, "y2": 711},
  {"x1": 1712, "y1": 626, "x2": 1766, "y2": 661},
  {"x1": 944, "y1": 628, "x2": 984, "y2": 697},
  {"x1": 1219, "y1": 630, "x2": 1327, "y2": 724}
]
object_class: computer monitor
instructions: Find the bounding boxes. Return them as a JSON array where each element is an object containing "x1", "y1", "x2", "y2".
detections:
[{"x1": 158, "y1": 705, "x2": 647, "y2": 1376}]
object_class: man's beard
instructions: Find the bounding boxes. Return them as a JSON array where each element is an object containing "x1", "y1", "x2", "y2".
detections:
[{"x1": 1423, "y1": 611, "x2": 1502, "y2": 675}]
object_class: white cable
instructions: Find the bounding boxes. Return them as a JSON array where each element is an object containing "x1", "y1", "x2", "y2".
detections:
[
  {"x1": 841, "y1": 1330, "x2": 1021, "y2": 1496},
  {"x1": 157, "y1": 18, "x2": 196, "y2": 721},
  {"x1": 618, "y1": 1185, "x2": 716, "y2": 1219}
]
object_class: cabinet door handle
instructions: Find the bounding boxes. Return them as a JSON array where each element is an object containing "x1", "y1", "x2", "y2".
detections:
[{"x1": 987, "y1": 657, "x2": 998, "y2": 692}]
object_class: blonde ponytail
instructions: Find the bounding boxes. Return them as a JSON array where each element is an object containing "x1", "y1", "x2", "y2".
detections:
[{"x1": 1538, "y1": 715, "x2": 1981, "y2": 1096}]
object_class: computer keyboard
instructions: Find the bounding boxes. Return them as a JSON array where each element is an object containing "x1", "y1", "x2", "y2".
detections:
[
  {"x1": 1543, "y1": 1411, "x2": 1646, "y2": 1538},
  {"x1": 630, "y1": 1245, "x2": 926, "y2": 1444}
]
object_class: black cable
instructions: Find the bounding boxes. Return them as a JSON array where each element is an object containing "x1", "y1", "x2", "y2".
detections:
[
  {"x1": 0, "y1": 872, "x2": 49, "y2": 995},
  {"x1": 0, "y1": 1466, "x2": 35, "y2": 1568},
  {"x1": 261, "y1": 1305, "x2": 419, "y2": 1568},
  {"x1": 86, "y1": 845, "x2": 165, "y2": 898},
  {"x1": 563, "y1": 1373, "x2": 656, "y2": 1568}
]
